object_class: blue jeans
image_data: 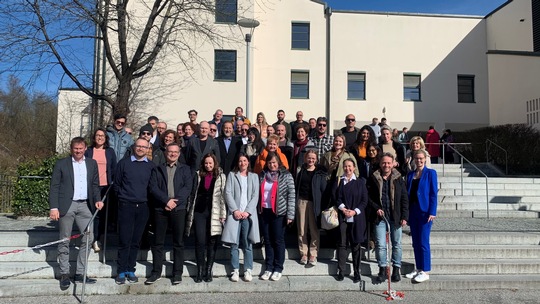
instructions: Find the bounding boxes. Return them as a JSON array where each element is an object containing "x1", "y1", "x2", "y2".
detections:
[
  {"x1": 374, "y1": 220, "x2": 402, "y2": 268},
  {"x1": 230, "y1": 218, "x2": 253, "y2": 271}
]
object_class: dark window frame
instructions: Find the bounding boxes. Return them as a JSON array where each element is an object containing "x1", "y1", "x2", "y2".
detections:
[
  {"x1": 291, "y1": 22, "x2": 310, "y2": 50},
  {"x1": 457, "y1": 75, "x2": 475, "y2": 103},
  {"x1": 403, "y1": 73, "x2": 422, "y2": 102},
  {"x1": 215, "y1": 0, "x2": 237, "y2": 24},
  {"x1": 347, "y1": 72, "x2": 366, "y2": 100},
  {"x1": 214, "y1": 50, "x2": 237, "y2": 82},
  {"x1": 291, "y1": 70, "x2": 310, "y2": 99}
]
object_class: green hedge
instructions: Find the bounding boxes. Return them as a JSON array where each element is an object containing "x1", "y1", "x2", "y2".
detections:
[
  {"x1": 12, "y1": 155, "x2": 60, "y2": 217},
  {"x1": 454, "y1": 124, "x2": 540, "y2": 175}
]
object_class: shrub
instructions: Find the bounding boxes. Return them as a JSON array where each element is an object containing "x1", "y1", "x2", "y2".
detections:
[
  {"x1": 12, "y1": 155, "x2": 60, "y2": 217},
  {"x1": 453, "y1": 124, "x2": 540, "y2": 175}
]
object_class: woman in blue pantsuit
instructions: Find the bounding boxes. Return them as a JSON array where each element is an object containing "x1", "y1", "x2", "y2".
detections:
[{"x1": 406, "y1": 149, "x2": 437, "y2": 283}]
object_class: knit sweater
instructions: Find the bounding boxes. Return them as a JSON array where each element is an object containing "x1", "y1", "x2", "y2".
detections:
[{"x1": 114, "y1": 157, "x2": 155, "y2": 203}]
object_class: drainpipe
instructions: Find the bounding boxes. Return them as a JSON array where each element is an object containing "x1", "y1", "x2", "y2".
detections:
[{"x1": 324, "y1": 5, "x2": 332, "y2": 129}]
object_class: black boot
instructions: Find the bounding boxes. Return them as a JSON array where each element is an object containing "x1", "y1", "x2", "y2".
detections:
[
  {"x1": 391, "y1": 266, "x2": 401, "y2": 282},
  {"x1": 377, "y1": 266, "x2": 387, "y2": 282},
  {"x1": 195, "y1": 248, "x2": 205, "y2": 283},
  {"x1": 352, "y1": 244, "x2": 362, "y2": 283},
  {"x1": 205, "y1": 243, "x2": 217, "y2": 282}
]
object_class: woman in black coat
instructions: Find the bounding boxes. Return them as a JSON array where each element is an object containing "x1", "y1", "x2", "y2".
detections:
[{"x1": 335, "y1": 158, "x2": 368, "y2": 283}]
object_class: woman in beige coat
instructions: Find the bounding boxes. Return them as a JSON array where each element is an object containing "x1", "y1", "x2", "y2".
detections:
[{"x1": 186, "y1": 154, "x2": 226, "y2": 283}]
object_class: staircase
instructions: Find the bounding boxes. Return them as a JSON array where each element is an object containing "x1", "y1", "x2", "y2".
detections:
[{"x1": 0, "y1": 163, "x2": 539, "y2": 297}]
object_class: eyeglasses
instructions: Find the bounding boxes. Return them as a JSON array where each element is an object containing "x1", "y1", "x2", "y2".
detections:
[
  {"x1": 241, "y1": 129, "x2": 249, "y2": 132},
  {"x1": 135, "y1": 145, "x2": 149, "y2": 149},
  {"x1": 141, "y1": 132, "x2": 151, "y2": 136},
  {"x1": 318, "y1": 123, "x2": 327, "y2": 127},
  {"x1": 167, "y1": 151, "x2": 180, "y2": 154},
  {"x1": 95, "y1": 134, "x2": 105, "y2": 138},
  {"x1": 346, "y1": 118, "x2": 355, "y2": 122},
  {"x1": 115, "y1": 120, "x2": 126, "y2": 125},
  {"x1": 210, "y1": 129, "x2": 217, "y2": 132}
]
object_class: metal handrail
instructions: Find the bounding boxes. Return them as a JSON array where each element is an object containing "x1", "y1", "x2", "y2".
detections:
[
  {"x1": 485, "y1": 139, "x2": 508, "y2": 175},
  {"x1": 422, "y1": 142, "x2": 472, "y2": 176},
  {"x1": 446, "y1": 144, "x2": 490, "y2": 219}
]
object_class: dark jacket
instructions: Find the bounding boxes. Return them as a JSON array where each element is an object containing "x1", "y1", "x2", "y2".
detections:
[
  {"x1": 378, "y1": 140, "x2": 407, "y2": 175},
  {"x1": 367, "y1": 169, "x2": 409, "y2": 227},
  {"x1": 185, "y1": 137, "x2": 221, "y2": 172},
  {"x1": 335, "y1": 177, "x2": 368, "y2": 244},
  {"x1": 49, "y1": 157, "x2": 101, "y2": 216},
  {"x1": 149, "y1": 161, "x2": 193, "y2": 210},
  {"x1": 217, "y1": 136, "x2": 243, "y2": 175},
  {"x1": 84, "y1": 147, "x2": 117, "y2": 185},
  {"x1": 294, "y1": 165, "x2": 328, "y2": 216}
]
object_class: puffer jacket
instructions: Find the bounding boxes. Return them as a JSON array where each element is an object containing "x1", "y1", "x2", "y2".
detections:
[
  {"x1": 106, "y1": 126, "x2": 134, "y2": 162},
  {"x1": 258, "y1": 168, "x2": 296, "y2": 220},
  {"x1": 186, "y1": 170, "x2": 227, "y2": 237}
]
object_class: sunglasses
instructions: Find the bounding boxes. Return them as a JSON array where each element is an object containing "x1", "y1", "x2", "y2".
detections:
[
  {"x1": 142, "y1": 132, "x2": 151, "y2": 135},
  {"x1": 346, "y1": 119, "x2": 355, "y2": 122},
  {"x1": 115, "y1": 120, "x2": 126, "y2": 125},
  {"x1": 210, "y1": 129, "x2": 217, "y2": 132},
  {"x1": 318, "y1": 123, "x2": 327, "y2": 127}
]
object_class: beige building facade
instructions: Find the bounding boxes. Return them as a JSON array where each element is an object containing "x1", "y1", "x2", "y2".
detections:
[{"x1": 57, "y1": 0, "x2": 540, "y2": 152}]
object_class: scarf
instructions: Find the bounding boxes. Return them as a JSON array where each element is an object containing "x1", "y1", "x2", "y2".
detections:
[{"x1": 265, "y1": 170, "x2": 279, "y2": 183}]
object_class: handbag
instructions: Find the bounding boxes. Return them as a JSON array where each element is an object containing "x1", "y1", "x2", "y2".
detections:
[{"x1": 321, "y1": 206, "x2": 339, "y2": 230}]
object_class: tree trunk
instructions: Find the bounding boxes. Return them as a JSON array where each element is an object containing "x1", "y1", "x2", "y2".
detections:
[{"x1": 115, "y1": 77, "x2": 132, "y2": 116}]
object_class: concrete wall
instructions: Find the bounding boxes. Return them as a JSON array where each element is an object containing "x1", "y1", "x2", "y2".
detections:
[
  {"x1": 55, "y1": 90, "x2": 92, "y2": 153},
  {"x1": 486, "y1": 0, "x2": 534, "y2": 51},
  {"x1": 330, "y1": 12, "x2": 489, "y2": 132}
]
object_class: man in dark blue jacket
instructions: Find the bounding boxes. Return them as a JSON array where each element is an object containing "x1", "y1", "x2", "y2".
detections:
[
  {"x1": 145, "y1": 143, "x2": 193, "y2": 285},
  {"x1": 113, "y1": 138, "x2": 156, "y2": 284}
]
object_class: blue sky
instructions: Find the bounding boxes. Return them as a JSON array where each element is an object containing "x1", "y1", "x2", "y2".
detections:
[{"x1": 325, "y1": 0, "x2": 508, "y2": 16}]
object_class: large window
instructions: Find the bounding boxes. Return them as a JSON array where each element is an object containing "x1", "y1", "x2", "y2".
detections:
[
  {"x1": 214, "y1": 50, "x2": 236, "y2": 81},
  {"x1": 458, "y1": 75, "x2": 475, "y2": 103},
  {"x1": 347, "y1": 72, "x2": 366, "y2": 100},
  {"x1": 403, "y1": 74, "x2": 421, "y2": 101},
  {"x1": 291, "y1": 71, "x2": 309, "y2": 99},
  {"x1": 215, "y1": 0, "x2": 237, "y2": 24},
  {"x1": 292, "y1": 23, "x2": 310, "y2": 50}
]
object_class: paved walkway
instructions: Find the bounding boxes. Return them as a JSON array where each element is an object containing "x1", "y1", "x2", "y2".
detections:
[{"x1": 2, "y1": 214, "x2": 539, "y2": 232}]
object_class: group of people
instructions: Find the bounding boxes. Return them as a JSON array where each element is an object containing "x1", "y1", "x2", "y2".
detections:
[{"x1": 48, "y1": 107, "x2": 438, "y2": 290}]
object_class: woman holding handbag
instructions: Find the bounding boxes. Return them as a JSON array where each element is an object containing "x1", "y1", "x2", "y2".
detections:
[{"x1": 222, "y1": 153, "x2": 260, "y2": 282}]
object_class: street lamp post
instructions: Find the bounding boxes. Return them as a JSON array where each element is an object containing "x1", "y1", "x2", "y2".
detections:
[{"x1": 238, "y1": 18, "x2": 260, "y2": 121}]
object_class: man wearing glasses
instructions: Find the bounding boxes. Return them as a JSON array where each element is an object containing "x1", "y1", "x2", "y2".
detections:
[
  {"x1": 107, "y1": 114, "x2": 134, "y2": 162},
  {"x1": 339, "y1": 114, "x2": 359, "y2": 151},
  {"x1": 310, "y1": 117, "x2": 334, "y2": 160},
  {"x1": 113, "y1": 138, "x2": 156, "y2": 284},
  {"x1": 208, "y1": 122, "x2": 219, "y2": 138}
]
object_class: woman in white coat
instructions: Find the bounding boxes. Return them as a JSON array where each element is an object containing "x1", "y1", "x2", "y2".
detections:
[{"x1": 222, "y1": 153, "x2": 260, "y2": 282}]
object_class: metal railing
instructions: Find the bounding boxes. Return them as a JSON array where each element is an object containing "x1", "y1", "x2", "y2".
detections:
[
  {"x1": 0, "y1": 174, "x2": 16, "y2": 213},
  {"x1": 446, "y1": 144, "x2": 490, "y2": 219},
  {"x1": 485, "y1": 139, "x2": 508, "y2": 175}
]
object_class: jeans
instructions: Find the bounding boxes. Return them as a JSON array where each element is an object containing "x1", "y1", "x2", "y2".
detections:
[
  {"x1": 151, "y1": 208, "x2": 186, "y2": 276},
  {"x1": 117, "y1": 202, "x2": 149, "y2": 274},
  {"x1": 374, "y1": 220, "x2": 403, "y2": 268},
  {"x1": 231, "y1": 218, "x2": 253, "y2": 271},
  {"x1": 260, "y1": 208, "x2": 286, "y2": 273}
]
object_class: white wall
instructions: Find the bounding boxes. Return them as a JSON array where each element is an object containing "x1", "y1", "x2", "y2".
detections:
[
  {"x1": 486, "y1": 0, "x2": 534, "y2": 52},
  {"x1": 56, "y1": 90, "x2": 92, "y2": 153},
  {"x1": 330, "y1": 12, "x2": 489, "y2": 132},
  {"x1": 487, "y1": 53, "x2": 540, "y2": 125}
]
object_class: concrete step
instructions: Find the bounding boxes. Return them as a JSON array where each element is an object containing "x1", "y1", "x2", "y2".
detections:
[
  {"x1": 439, "y1": 195, "x2": 540, "y2": 204},
  {"x1": 439, "y1": 183, "x2": 540, "y2": 191},
  {"x1": 2, "y1": 274, "x2": 540, "y2": 297},
  {"x1": 436, "y1": 209, "x2": 540, "y2": 218},
  {"x1": 438, "y1": 176, "x2": 540, "y2": 184},
  {"x1": 1, "y1": 258, "x2": 539, "y2": 280},
  {"x1": 438, "y1": 202, "x2": 540, "y2": 212},
  {"x1": 438, "y1": 189, "x2": 540, "y2": 197}
]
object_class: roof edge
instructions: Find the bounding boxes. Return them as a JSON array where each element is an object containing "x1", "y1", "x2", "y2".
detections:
[{"x1": 484, "y1": 0, "x2": 513, "y2": 19}]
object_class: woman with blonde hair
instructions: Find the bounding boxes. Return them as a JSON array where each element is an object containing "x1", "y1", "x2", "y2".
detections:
[
  {"x1": 253, "y1": 135, "x2": 289, "y2": 174},
  {"x1": 253, "y1": 112, "x2": 270, "y2": 139},
  {"x1": 406, "y1": 136, "x2": 431, "y2": 172}
]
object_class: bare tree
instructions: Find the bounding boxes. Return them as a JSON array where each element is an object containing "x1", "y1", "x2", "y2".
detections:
[{"x1": 0, "y1": 0, "x2": 249, "y2": 118}]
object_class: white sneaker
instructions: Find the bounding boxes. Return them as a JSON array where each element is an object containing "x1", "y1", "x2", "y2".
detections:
[
  {"x1": 230, "y1": 270, "x2": 239, "y2": 282},
  {"x1": 405, "y1": 269, "x2": 418, "y2": 279},
  {"x1": 413, "y1": 271, "x2": 429, "y2": 283},
  {"x1": 243, "y1": 270, "x2": 252, "y2": 282},
  {"x1": 260, "y1": 271, "x2": 272, "y2": 280},
  {"x1": 270, "y1": 272, "x2": 282, "y2": 281},
  {"x1": 92, "y1": 241, "x2": 101, "y2": 253}
]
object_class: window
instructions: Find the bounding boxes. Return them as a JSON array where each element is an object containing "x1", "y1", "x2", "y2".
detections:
[
  {"x1": 533, "y1": 0, "x2": 540, "y2": 52},
  {"x1": 403, "y1": 74, "x2": 421, "y2": 101},
  {"x1": 458, "y1": 75, "x2": 475, "y2": 103},
  {"x1": 291, "y1": 71, "x2": 309, "y2": 99},
  {"x1": 215, "y1": 0, "x2": 237, "y2": 24},
  {"x1": 347, "y1": 72, "x2": 366, "y2": 100},
  {"x1": 292, "y1": 23, "x2": 310, "y2": 50},
  {"x1": 214, "y1": 50, "x2": 236, "y2": 81}
]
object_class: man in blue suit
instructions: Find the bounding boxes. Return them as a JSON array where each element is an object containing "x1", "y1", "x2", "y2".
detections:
[{"x1": 49, "y1": 137, "x2": 103, "y2": 290}]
